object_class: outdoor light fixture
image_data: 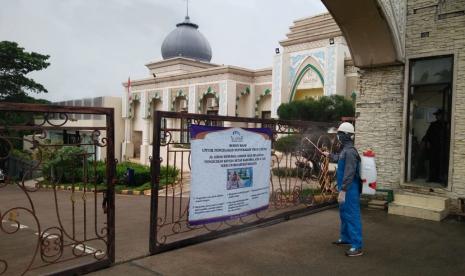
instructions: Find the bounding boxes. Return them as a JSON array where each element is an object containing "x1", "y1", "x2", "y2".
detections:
[
  {"x1": 329, "y1": 38, "x2": 334, "y2": 45},
  {"x1": 275, "y1": 48, "x2": 280, "y2": 54},
  {"x1": 421, "y1": 32, "x2": 430, "y2": 38},
  {"x1": 152, "y1": 73, "x2": 157, "y2": 78}
]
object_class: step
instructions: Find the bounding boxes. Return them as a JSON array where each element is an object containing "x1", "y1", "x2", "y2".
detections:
[
  {"x1": 368, "y1": 200, "x2": 387, "y2": 210},
  {"x1": 367, "y1": 205, "x2": 386, "y2": 210},
  {"x1": 368, "y1": 199, "x2": 387, "y2": 206},
  {"x1": 393, "y1": 192, "x2": 450, "y2": 210},
  {"x1": 388, "y1": 202, "x2": 449, "y2": 221}
]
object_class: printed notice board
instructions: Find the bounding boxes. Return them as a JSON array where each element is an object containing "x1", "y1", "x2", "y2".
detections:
[{"x1": 188, "y1": 125, "x2": 272, "y2": 225}]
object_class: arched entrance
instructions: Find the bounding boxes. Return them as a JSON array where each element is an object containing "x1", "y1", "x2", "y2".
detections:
[
  {"x1": 321, "y1": 0, "x2": 405, "y2": 68},
  {"x1": 289, "y1": 64, "x2": 324, "y2": 102}
]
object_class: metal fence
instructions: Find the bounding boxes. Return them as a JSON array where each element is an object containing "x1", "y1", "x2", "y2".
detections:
[
  {"x1": 149, "y1": 111, "x2": 339, "y2": 254},
  {"x1": 0, "y1": 103, "x2": 115, "y2": 275}
]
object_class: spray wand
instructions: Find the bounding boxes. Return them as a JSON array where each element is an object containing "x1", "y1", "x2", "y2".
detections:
[{"x1": 303, "y1": 137, "x2": 326, "y2": 156}]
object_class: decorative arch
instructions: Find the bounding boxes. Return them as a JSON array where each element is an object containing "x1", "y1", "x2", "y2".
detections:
[
  {"x1": 128, "y1": 92, "x2": 141, "y2": 118},
  {"x1": 171, "y1": 89, "x2": 188, "y2": 111},
  {"x1": 289, "y1": 63, "x2": 324, "y2": 102},
  {"x1": 198, "y1": 86, "x2": 219, "y2": 112},
  {"x1": 146, "y1": 91, "x2": 162, "y2": 118},
  {"x1": 254, "y1": 88, "x2": 272, "y2": 117},
  {"x1": 235, "y1": 86, "x2": 250, "y2": 116}
]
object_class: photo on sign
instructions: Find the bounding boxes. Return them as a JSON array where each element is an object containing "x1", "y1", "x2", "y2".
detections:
[{"x1": 226, "y1": 167, "x2": 253, "y2": 190}]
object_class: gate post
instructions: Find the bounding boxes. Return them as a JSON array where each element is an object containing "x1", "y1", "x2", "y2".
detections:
[
  {"x1": 149, "y1": 111, "x2": 162, "y2": 254},
  {"x1": 106, "y1": 108, "x2": 116, "y2": 263}
]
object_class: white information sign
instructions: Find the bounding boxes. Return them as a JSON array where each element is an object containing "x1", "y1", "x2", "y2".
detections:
[{"x1": 188, "y1": 126, "x2": 272, "y2": 225}]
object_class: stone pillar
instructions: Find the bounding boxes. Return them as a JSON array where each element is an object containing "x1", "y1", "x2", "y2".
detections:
[
  {"x1": 138, "y1": 91, "x2": 150, "y2": 165},
  {"x1": 219, "y1": 81, "x2": 228, "y2": 116},
  {"x1": 355, "y1": 65, "x2": 404, "y2": 190},
  {"x1": 248, "y1": 85, "x2": 257, "y2": 128},
  {"x1": 226, "y1": 80, "x2": 237, "y2": 117},
  {"x1": 162, "y1": 87, "x2": 170, "y2": 111},
  {"x1": 188, "y1": 85, "x2": 197, "y2": 113},
  {"x1": 249, "y1": 84, "x2": 256, "y2": 118},
  {"x1": 160, "y1": 87, "x2": 174, "y2": 142},
  {"x1": 140, "y1": 118, "x2": 150, "y2": 165},
  {"x1": 122, "y1": 93, "x2": 134, "y2": 161},
  {"x1": 122, "y1": 119, "x2": 134, "y2": 161},
  {"x1": 219, "y1": 80, "x2": 237, "y2": 127},
  {"x1": 335, "y1": 41, "x2": 347, "y2": 96},
  {"x1": 324, "y1": 45, "x2": 337, "y2": 96},
  {"x1": 271, "y1": 53, "x2": 283, "y2": 118}
]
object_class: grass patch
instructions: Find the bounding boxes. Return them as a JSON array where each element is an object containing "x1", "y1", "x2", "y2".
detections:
[
  {"x1": 38, "y1": 176, "x2": 177, "y2": 193},
  {"x1": 300, "y1": 188, "x2": 322, "y2": 197},
  {"x1": 133, "y1": 182, "x2": 151, "y2": 192}
]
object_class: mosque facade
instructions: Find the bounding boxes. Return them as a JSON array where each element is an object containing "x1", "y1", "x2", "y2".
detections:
[{"x1": 121, "y1": 13, "x2": 359, "y2": 165}]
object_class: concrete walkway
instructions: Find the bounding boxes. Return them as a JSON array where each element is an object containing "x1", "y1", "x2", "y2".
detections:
[{"x1": 89, "y1": 209, "x2": 465, "y2": 276}]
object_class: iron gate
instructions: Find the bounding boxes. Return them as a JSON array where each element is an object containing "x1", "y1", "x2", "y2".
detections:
[
  {"x1": 150, "y1": 111, "x2": 339, "y2": 254},
  {"x1": 0, "y1": 103, "x2": 115, "y2": 275}
]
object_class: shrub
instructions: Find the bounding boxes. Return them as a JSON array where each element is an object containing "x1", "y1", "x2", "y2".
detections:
[
  {"x1": 42, "y1": 146, "x2": 86, "y2": 183},
  {"x1": 160, "y1": 165, "x2": 179, "y2": 179},
  {"x1": 10, "y1": 149, "x2": 32, "y2": 160},
  {"x1": 273, "y1": 135, "x2": 301, "y2": 153},
  {"x1": 119, "y1": 162, "x2": 151, "y2": 187},
  {"x1": 85, "y1": 161, "x2": 149, "y2": 186},
  {"x1": 42, "y1": 149, "x2": 180, "y2": 188},
  {"x1": 89, "y1": 161, "x2": 179, "y2": 187},
  {"x1": 300, "y1": 188, "x2": 322, "y2": 197},
  {"x1": 277, "y1": 95, "x2": 354, "y2": 122}
]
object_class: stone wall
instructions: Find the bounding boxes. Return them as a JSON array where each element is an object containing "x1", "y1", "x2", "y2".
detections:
[
  {"x1": 355, "y1": 0, "x2": 465, "y2": 198},
  {"x1": 405, "y1": 0, "x2": 465, "y2": 199},
  {"x1": 355, "y1": 65, "x2": 404, "y2": 190}
]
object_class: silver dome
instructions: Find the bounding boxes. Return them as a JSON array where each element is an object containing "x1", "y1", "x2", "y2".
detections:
[{"x1": 161, "y1": 16, "x2": 212, "y2": 62}]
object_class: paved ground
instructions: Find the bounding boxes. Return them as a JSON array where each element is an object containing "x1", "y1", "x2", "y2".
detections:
[
  {"x1": 3, "y1": 184, "x2": 465, "y2": 275},
  {"x1": 0, "y1": 184, "x2": 152, "y2": 275},
  {"x1": 89, "y1": 208, "x2": 465, "y2": 276}
]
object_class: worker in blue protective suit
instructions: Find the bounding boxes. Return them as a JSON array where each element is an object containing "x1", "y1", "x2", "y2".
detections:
[{"x1": 323, "y1": 122, "x2": 363, "y2": 257}]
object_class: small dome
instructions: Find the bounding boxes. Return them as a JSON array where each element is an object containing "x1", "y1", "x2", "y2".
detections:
[{"x1": 161, "y1": 16, "x2": 212, "y2": 62}]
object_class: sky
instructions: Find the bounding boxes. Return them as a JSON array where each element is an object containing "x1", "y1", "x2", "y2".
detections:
[{"x1": 0, "y1": 0, "x2": 327, "y2": 102}]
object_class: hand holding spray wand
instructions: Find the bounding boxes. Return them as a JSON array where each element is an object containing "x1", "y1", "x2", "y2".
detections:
[{"x1": 303, "y1": 137, "x2": 338, "y2": 196}]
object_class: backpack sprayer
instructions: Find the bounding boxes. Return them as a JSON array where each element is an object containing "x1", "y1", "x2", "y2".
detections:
[{"x1": 302, "y1": 137, "x2": 377, "y2": 195}]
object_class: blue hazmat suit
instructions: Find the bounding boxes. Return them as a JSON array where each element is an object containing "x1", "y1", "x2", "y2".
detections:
[{"x1": 330, "y1": 132, "x2": 363, "y2": 250}]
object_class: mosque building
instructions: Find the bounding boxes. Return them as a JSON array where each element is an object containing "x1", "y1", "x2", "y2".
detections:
[
  {"x1": 121, "y1": 12, "x2": 359, "y2": 164},
  {"x1": 121, "y1": 0, "x2": 465, "y2": 220}
]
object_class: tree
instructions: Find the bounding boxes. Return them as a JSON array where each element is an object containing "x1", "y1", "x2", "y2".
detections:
[
  {"x1": 277, "y1": 95, "x2": 355, "y2": 122},
  {"x1": 0, "y1": 41, "x2": 50, "y2": 100},
  {"x1": 0, "y1": 41, "x2": 51, "y2": 163}
]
